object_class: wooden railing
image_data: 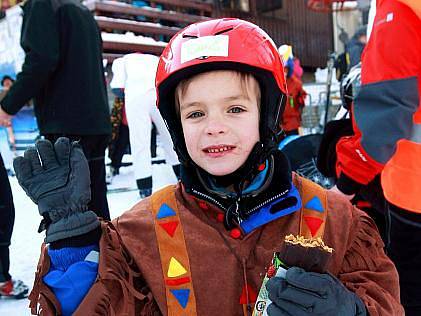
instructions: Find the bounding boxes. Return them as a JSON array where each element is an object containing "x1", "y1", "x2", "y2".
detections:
[
  {"x1": 148, "y1": 0, "x2": 212, "y2": 15},
  {"x1": 86, "y1": 0, "x2": 213, "y2": 58},
  {"x1": 85, "y1": 0, "x2": 211, "y2": 25},
  {"x1": 95, "y1": 16, "x2": 181, "y2": 36}
]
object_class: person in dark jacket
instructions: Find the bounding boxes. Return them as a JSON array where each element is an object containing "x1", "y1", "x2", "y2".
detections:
[
  {"x1": 346, "y1": 26, "x2": 367, "y2": 68},
  {"x1": 0, "y1": 0, "x2": 111, "y2": 220}
]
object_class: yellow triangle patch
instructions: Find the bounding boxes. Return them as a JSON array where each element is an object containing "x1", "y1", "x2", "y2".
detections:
[{"x1": 167, "y1": 257, "x2": 187, "y2": 278}]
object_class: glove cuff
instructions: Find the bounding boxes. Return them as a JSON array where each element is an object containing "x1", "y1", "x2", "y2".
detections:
[
  {"x1": 336, "y1": 172, "x2": 362, "y2": 195},
  {"x1": 45, "y1": 210, "x2": 100, "y2": 243},
  {"x1": 49, "y1": 226, "x2": 102, "y2": 249}
]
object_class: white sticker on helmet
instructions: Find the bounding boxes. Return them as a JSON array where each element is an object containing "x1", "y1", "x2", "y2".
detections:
[{"x1": 181, "y1": 35, "x2": 229, "y2": 64}]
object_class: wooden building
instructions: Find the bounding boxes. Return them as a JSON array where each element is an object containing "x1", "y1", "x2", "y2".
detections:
[
  {"x1": 214, "y1": 0, "x2": 334, "y2": 68},
  {"x1": 87, "y1": 0, "x2": 334, "y2": 68}
]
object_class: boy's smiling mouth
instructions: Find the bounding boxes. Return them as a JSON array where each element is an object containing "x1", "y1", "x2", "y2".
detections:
[{"x1": 203, "y1": 145, "x2": 236, "y2": 156}]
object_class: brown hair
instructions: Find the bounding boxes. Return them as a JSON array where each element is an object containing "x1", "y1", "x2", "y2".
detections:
[{"x1": 174, "y1": 70, "x2": 261, "y2": 114}]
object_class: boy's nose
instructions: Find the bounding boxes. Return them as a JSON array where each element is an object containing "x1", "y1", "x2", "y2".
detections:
[{"x1": 204, "y1": 118, "x2": 227, "y2": 135}]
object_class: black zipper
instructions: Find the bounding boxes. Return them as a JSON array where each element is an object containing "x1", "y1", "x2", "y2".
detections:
[
  {"x1": 244, "y1": 189, "x2": 289, "y2": 216},
  {"x1": 191, "y1": 188, "x2": 227, "y2": 211},
  {"x1": 191, "y1": 187, "x2": 290, "y2": 221}
]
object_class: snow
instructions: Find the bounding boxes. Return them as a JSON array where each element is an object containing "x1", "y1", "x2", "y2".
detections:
[
  {"x1": 95, "y1": 16, "x2": 176, "y2": 30},
  {"x1": 0, "y1": 149, "x2": 177, "y2": 314},
  {"x1": 101, "y1": 31, "x2": 168, "y2": 46}
]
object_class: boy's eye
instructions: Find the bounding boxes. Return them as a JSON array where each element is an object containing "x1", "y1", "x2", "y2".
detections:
[
  {"x1": 228, "y1": 106, "x2": 245, "y2": 113},
  {"x1": 186, "y1": 111, "x2": 204, "y2": 119}
]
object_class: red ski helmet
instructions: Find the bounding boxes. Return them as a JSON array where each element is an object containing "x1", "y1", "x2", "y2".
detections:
[{"x1": 156, "y1": 18, "x2": 288, "y2": 164}]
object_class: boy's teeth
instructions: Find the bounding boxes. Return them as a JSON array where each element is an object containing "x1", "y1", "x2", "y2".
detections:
[{"x1": 208, "y1": 146, "x2": 231, "y2": 153}]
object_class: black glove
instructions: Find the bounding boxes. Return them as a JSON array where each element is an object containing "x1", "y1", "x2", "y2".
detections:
[
  {"x1": 266, "y1": 267, "x2": 367, "y2": 316},
  {"x1": 13, "y1": 138, "x2": 100, "y2": 243},
  {"x1": 317, "y1": 118, "x2": 353, "y2": 179}
]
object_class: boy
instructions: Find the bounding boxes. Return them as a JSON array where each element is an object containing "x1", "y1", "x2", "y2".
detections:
[{"x1": 14, "y1": 18, "x2": 402, "y2": 315}]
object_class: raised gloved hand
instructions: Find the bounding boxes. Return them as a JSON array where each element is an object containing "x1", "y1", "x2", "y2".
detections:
[
  {"x1": 266, "y1": 267, "x2": 367, "y2": 316},
  {"x1": 13, "y1": 137, "x2": 100, "y2": 243}
]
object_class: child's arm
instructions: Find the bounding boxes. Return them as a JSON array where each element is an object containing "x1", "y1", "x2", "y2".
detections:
[
  {"x1": 337, "y1": 210, "x2": 403, "y2": 315},
  {"x1": 266, "y1": 267, "x2": 367, "y2": 316},
  {"x1": 16, "y1": 138, "x2": 158, "y2": 315},
  {"x1": 265, "y1": 208, "x2": 402, "y2": 316},
  {"x1": 13, "y1": 138, "x2": 102, "y2": 313}
]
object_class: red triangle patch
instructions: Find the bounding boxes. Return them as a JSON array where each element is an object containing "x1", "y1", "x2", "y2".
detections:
[
  {"x1": 239, "y1": 284, "x2": 257, "y2": 304},
  {"x1": 303, "y1": 216, "x2": 323, "y2": 237},
  {"x1": 159, "y1": 221, "x2": 179, "y2": 238}
]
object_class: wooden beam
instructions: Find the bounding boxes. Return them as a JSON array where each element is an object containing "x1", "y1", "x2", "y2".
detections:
[
  {"x1": 85, "y1": 0, "x2": 211, "y2": 25},
  {"x1": 102, "y1": 40, "x2": 166, "y2": 55},
  {"x1": 95, "y1": 16, "x2": 180, "y2": 36},
  {"x1": 102, "y1": 53, "x2": 124, "y2": 63},
  {"x1": 148, "y1": 0, "x2": 213, "y2": 13}
]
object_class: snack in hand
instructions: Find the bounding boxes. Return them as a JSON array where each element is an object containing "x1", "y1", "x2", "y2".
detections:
[
  {"x1": 278, "y1": 234, "x2": 334, "y2": 273},
  {"x1": 253, "y1": 235, "x2": 334, "y2": 316}
]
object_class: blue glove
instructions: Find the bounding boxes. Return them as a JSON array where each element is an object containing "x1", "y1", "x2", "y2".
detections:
[{"x1": 266, "y1": 267, "x2": 367, "y2": 316}]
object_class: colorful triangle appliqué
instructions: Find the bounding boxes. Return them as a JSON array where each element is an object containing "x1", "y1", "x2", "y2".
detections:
[
  {"x1": 304, "y1": 196, "x2": 324, "y2": 213},
  {"x1": 156, "y1": 203, "x2": 176, "y2": 219},
  {"x1": 170, "y1": 289, "x2": 190, "y2": 309},
  {"x1": 304, "y1": 216, "x2": 323, "y2": 237},
  {"x1": 159, "y1": 221, "x2": 179, "y2": 237},
  {"x1": 168, "y1": 257, "x2": 187, "y2": 278}
]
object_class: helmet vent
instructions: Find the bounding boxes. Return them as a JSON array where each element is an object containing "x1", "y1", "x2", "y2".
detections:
[
  {"x1": 182, "y1": 34, "x2": 198, "y2": 39},
  {"x1": 214, "y1": 27, "x2": 233, "y2": 35}
]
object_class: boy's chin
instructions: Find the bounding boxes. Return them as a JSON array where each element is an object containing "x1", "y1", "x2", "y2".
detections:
[{"x1": 200, "y1": 164, "x2": 241, "y2": 177}]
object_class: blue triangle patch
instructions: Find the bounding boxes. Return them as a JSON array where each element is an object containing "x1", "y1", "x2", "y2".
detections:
[
  {"x1": 156, "y1": 203, "x2": 176, "y2": 219},
  {"x1": 304, "y1": 196, "x2": 324, "y2": 212},
  {"x1": 170, "y1": 288, "x2": 190, "y2": 309}
]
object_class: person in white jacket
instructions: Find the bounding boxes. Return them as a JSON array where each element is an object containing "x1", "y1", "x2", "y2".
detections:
[{"x1": 110, "y1": 53, "x2": 180, "y2": 198}]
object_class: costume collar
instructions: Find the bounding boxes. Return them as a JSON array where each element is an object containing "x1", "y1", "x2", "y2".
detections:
[{"x1": 181, "y1": 150, "x2": 299, "y2": 231}]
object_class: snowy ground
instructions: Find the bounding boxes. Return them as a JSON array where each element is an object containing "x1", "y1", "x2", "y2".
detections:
[{"x1": 0, "y1": 156, "x2": 177, "y2": 314}]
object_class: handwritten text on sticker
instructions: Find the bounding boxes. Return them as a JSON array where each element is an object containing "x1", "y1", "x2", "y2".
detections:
[{"x1": 181, "y1": 35, "x2": 229, "y2": 64}]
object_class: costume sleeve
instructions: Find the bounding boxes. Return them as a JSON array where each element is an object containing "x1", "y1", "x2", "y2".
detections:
[
  {"x1": 0, "y1": 0, "x2": 59, "y2": 115},
  {"x1": 338, "y1": 211, "x2": 404, "y2": 316},
  {"x1": 335, "y1": 0, "x2": 420, "y2": 194},
  {"x1": 29, "y1": 221, "x2": 159, "y2": 315}
]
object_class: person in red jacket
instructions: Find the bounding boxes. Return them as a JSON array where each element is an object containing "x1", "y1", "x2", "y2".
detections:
[
  {"x1": 278, "y1": 45, "x2": 307, "y2": 136},
  {"x1": 335, "y1": 1, "x2": 421, "y2": 314}
]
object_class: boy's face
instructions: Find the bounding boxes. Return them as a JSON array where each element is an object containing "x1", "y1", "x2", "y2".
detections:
[{"x1": 179, "y1": 70, "x2": 260, "y2": 176}]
